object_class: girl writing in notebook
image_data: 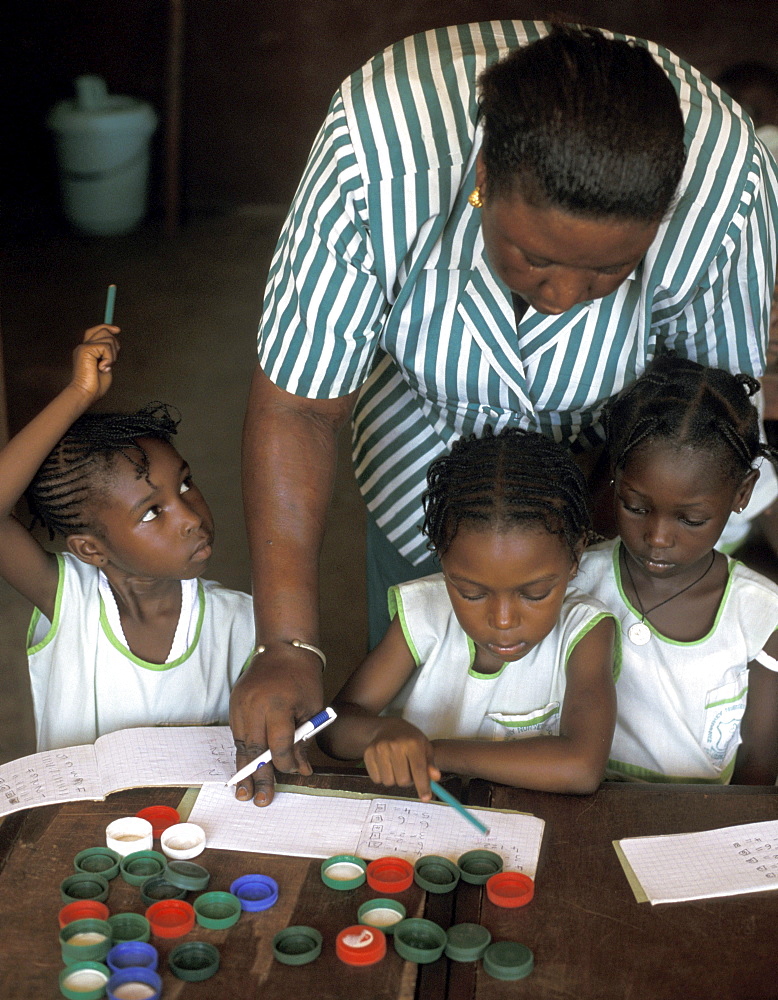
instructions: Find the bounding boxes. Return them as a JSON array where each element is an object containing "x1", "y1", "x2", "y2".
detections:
[
  {"x1": 319, "y1": 427, "x2": 617, "y2": 799},
  {"x1": 577, "y1": 354, "x2": 778, "y2": 783},
  {"x1": 0, "y1": 324, "x2": 254, "y2": 752}
]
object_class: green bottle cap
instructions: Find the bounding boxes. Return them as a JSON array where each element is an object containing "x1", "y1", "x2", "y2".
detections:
[
  {"x1": 483, "y1": 941, "x2": 535, "y2": 981},
  {"x1": 393, "y1": 918, "x2": 447, "y2": 963},
  {"x1": 272, "y1": 926, "x2": 323, "y2": 966},
  {"x1": 108, "y1": 912, "x2": 151, "y2": 943},
  {"x1": 59, "y1": 918, "x2": 112, "y2": 966},
  {"x1": 445, "y1": 922, "x2": 492, "y2": 962},
  {"x1": 194, "y1": 891, "x2": 242, "y2": 930},
  {"x1": 60, "y1": 873, "x2": 110, "y2": 904},
  {"x1": 73, "y1": 847, "x2": 121, "y2": 881},
  {"x1": 163, "y1": 859, "x2": 211, "y2": 891},
  {"x1": 168, "y1": 941, "x2": 220, "y2": 982},
  {"x1": 320, "y1": 854, "x2": 367, "y2": 890},
  {"x1": 456, "y1": 849, "x2": 503, "y2": 885},
  {"x1": 357, "y1": 898, "x2": 406, "y2": 933},
  {"x1": 58, "y1": 961, "x2": 110, "y2": 1000},
  {"x1": 413, "y1": 855, "x2": 460, "y2": 894},
  {"x1": 140, "y1": 875, "x2": 187, "y2": 907},
  {"x1": 120, "y1": 850, "x2": 167, "y2": 886}
]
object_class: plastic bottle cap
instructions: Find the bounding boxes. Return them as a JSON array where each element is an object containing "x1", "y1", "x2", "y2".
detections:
[
  {"x1": 229, "y1": 874, "x2": 279, "y2": 912},
  {"x1": 135, "y1": 806, "x2": 180, "y2": 838},
  {"x1": 194, "y1": 891, "x2": 242, "y2": 929},
  {"x1": 119, "y1": 851, "x2": 167, "y2": 886},
  {"x1": 106, "y1": 941, "x2": 159, "y2": 973},
  {"x1": 59, "y1": 961, "x2": 110, "y2": 1000},
  {"x1": 106, "y1": 966, "x2": 162, "y2": 1000},
  {"x1": 107, "y1": 912, "x2": 151, "y2": 943},
  {"x1": 140, "y1": 875, "x2": 187, "y2": 907},
  {"x1": 60, "y1": 919, "x2": 112, "y2": 966},
  {"x1": 486, "y1": 871, "x2": 535, "y2": 908},
  {"x1": 59, "y1": 900, "x2": 110, "y2": 929},
  {"x1": 61, "y1": 873, "x2": 110, "y2": 904},
  {"x1": 482, "y1": 941, "x2": 534, "y2": 981},
  {"x1": 145, "y1": 899, "x2": 195, "y2": 938},
  {"x1": 413, "y1": 855, "x2": 460, "y2": 894},
  {"x1": 163, "y1": 859, "x2": 210, "y2": 891},
  {"x1": 336, "y1": 924, "x2": 387, "y2": 966},
  {"x1": 457, "y1": 849, "x2": 503, "y2": 885},
  {"x1": 106, "y1": 817, "x2": 154, "y2": 857},
  {"x1": 320, "y1": 854, "x2": 367, "y2": 890},
  {"x1": 357, "y1": 898, "x2": 406, "y2": 933},
  {"x1": 393, "y1": 918, "x2": 447, "y2": 964},
  {"x1": 169, "y1": 941, "x2": 220, "y2": 982},
  {"x1": 445, "y1": 923, "x2": 492, "y2": 962},
  {"x1": 73, "y1": 847, "x2": 121, "y2": 881},
  {"x1": 159, "y1": 822, "x2": 206, "y2": 859},
  {"x1": 366, "y1": 857, "x2": 414, "y2": 894},
  {"x1": 272, "y1": 926, "x2": 323, "y2": 966}
]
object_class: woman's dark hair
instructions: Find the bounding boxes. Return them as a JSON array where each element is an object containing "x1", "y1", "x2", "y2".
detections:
[
  {"x1": 27, "y1": 402, "x2": 180, "y2": 538},
  {"x1": 604, "y1": 353, "x2": 773, "y2": 480},
  {"x1": 478, "y1": 24, "x2": 687, "y2": 221},
  {"x1": 422, "y1": 426, "x2": 591, "y2": 558}
]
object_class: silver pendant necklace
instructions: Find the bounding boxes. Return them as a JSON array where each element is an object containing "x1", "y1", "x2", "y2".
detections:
[{"x1": 621, "y1": 549, "x2": 716, "y2": 646}]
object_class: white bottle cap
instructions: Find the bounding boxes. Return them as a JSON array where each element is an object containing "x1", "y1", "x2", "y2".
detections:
[
  {"x1": 159, "y1": 822, "x2": 207, "y2": 859},
  {"x1": 105, "y1": 816, "x2": 154, "y2": 856}
]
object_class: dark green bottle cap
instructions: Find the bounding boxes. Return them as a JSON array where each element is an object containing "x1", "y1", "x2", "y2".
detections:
[
  {"x1": 457, "y1": 849, "x2": 503, "y2": 885},
  {"x1": 120, "y1": 850, "x2": 167, "y2": 886},
  {"x1": 60, "y1": 872, "x2": 110, "y2": 904},
  {"x1": 194, "y1": 891, "x2": 242, "y2": 930},
  {"x1": 73, "y1": 847, "x2": 121, "y2": 881},
  {"x1": 357, "y1": 898, "x2": 406, "y2": 933},
  {"x1": 445, "y1": 922, "x2": 492, "y2": 961},
  {"x1": 163, "y1": 859, "x2": 210, "y2": 891},
  {"x1": 59, "y1": 918, "x2": 112, "y2": 966},
  {"x1": 140, "y1": 875, "x2": 187, "y2": 907},
  {"x1": 413, "y1": 855, "x2": 460, "y2": 894},
  {"x1": 393, "y1": 918, "x2": 447, "y2": 964},
  {"x1": 168, "y1": 941, "x2": 220, "y2": 982},
  {"x1": 483, "y1": 941, "x2": 534, "y2": 980},
  {"x1": 58, "y1": 961, "x2": 110, "y2": 1000},
  {"x1": 320, "y1": 854, "x2": 367, "y2": 890},
  {"x1": 108, "y1": 912, "x2": 151, "y2": 943},
  {"x1": 272, "y1": 926, "x2": 323, "y2": 966}
]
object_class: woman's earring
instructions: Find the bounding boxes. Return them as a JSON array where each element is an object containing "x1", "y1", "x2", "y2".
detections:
[{"x1": 468, "y1": 187, "x2": 483, "y2": 209}]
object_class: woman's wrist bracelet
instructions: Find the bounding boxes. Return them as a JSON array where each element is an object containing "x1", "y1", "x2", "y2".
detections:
[{"x1": 252, "y1": 639, "x2": 327, "y2": 672}]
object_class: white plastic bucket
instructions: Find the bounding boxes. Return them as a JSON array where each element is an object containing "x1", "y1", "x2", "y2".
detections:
[{"x1": 47, "y1": 77, "x2": 158, "y2": 236}]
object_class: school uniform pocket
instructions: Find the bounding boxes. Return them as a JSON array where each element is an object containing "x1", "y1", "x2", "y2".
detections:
[
  {"x1": 486, "y1": 703, "x2": 561, "y2": 739},
  {"x1": 702, "y1": 672, "x2": 749, "y2": 769}
]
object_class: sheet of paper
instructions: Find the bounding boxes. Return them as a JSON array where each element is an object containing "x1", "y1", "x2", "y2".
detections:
[
  {"x1": 0, "y1": 744, "x2": 102, "y2": 817},
  {"x1": 188, "y1": 781, "x2": 545, "y2": 875},
  {"x1": 617, "y1": 819, "x2": 778, "y2": 904}
]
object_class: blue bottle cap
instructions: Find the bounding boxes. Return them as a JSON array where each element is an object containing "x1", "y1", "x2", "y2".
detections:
[
  {"x1": 107, "y1": 967, "x2": 162, "y2": 1000},
  {"x1": 106, "y1": 941, "x2": 158, "y2": 973},
  {"x1": 229, "y1": 874, "x2": 279, "y2": 911}
]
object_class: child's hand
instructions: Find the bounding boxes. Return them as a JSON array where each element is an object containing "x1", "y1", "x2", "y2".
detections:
[
  {"x1": 70, "y1": 325, "x2": 120, "y2": 401},
  {"x1": 363, "y1": 719, "x2": 441, "y2": 802}
]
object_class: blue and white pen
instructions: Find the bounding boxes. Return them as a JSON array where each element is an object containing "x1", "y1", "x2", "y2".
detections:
[{"x1": 225, "y1": 707, "x2": 338, "y2": 787}]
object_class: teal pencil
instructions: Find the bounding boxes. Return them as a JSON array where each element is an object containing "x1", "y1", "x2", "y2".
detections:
[
  {"x1": 104, "y1": 284, "x2": 117, "y2": 325},
  {"x1": 429, "y1": 780, "x2": 490, "y2": 835}
]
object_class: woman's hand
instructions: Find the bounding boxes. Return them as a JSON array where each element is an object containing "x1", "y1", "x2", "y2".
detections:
[
  {"x1": 70, "y1": 325, "x2": 120, "y2": 402},
  {"x1": 363, "y1": 718, "x2": 441, "y2": 801}
]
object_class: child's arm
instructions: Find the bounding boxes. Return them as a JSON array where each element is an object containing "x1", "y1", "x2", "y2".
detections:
[
  {"x1": 431, "y1": 618, "x2": 616, "y2": 795},
  {"x1": 317, "y1": 615, "x2": 442, "y2": 800},
  {"x1": 0, "y1": 325, "x2": 119, "y2": 620},
  {"x1": 732, "y1": 632, "x2": 778, "y2": 784}
]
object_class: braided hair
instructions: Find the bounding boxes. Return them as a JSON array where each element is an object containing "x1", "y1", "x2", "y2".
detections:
[
  {"x1": 26, "y1": 402, "x2": 180, "y2": 539},
  {"x1": 604, "y1": 353, "x2": 774, "y2": 480},
  {"x1": 422, "y1": 427, "x2": 592, "y2": 558}
]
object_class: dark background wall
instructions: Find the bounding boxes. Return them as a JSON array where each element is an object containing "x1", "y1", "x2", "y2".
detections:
[{"x1": 4, "y1": 0, "x2": 778, "y2": 228}]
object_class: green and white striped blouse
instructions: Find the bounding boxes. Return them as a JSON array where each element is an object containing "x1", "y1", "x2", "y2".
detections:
[{"x1": 258, "y1": 20, "x2": 778, "y2": 565}]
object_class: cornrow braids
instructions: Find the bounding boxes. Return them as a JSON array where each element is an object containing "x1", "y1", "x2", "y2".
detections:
[
  {"x1": 604, "y1": 353, "x2": 776, "y2": 480},
  {"x1": 422, "y1": 427, "x2": 592, "y2": 558},
  {"x1": 26, "y1": 402, "x2": 180, "y2": 539}
]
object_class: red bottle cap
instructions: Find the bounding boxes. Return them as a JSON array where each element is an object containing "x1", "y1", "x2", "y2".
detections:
[
  {"x1": 58, "y1": 899, "x2": 110, "y2": 928},
  {"x1": 136, "y1": 806, "x2": 180, "y2": 839},
  {"x1": 486, "y1": 872, "x2": 535, "y2": 908},
  {"x1": 335, "y1": 925, "x2": 387, "y2": 966},
  {"x1": 366, "y1": 857, "x2": 414, "y2": 894},
  {"x1": 145, "y1": 899, "x2": 195, "y2": 938}
]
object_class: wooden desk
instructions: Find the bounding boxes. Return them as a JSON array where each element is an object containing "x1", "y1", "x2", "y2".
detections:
[{"x1": 451, "y1": 781, "x2": 778, "y2": 1000}]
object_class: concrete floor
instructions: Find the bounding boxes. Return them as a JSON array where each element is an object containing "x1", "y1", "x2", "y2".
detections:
[{"x1": 0, "y1": 211, "x2": 368, "y2": 764}]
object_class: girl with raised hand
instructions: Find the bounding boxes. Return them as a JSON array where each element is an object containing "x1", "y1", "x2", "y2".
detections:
[
  {"x1": 0, "y1": 324, "x2": 254, "y2": 752},
  {"x1": 577, "y1": 353, "x2": 778, "y2": 784},
  {"x1": 319, "y1": 428, "x2": 617, "y2": 800}
]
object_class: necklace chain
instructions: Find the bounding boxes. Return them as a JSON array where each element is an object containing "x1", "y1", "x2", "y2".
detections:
[{"x1": 622, "y1": 548, "x2": 716, "y2": 624}]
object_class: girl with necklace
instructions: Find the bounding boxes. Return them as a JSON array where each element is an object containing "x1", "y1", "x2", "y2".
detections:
[{"x1": 577, "y1": 353, "x2": 778, "y2": 784}]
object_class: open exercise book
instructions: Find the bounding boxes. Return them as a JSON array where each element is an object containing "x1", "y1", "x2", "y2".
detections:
[
  {"x1": 0, "y1": 725, "x2": 545, "y2": 874},
  {"x1": 615, "y1": 820, "x2": 778, "y2": 905}
]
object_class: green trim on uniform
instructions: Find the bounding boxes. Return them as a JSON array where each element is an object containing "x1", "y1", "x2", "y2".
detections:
[
  {"x1": 607, "y1": 755, "x2": 736, "y2": 784},
  {"x1": 27, "y1": 553, "x2": 65, "y2": 655}
]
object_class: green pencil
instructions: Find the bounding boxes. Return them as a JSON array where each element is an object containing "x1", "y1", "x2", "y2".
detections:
[
  {"x1": 104, "y1": 284, "x2": 117, "y2": 325},
  {"x1": 429, "y1": 779, "x2": 490, "y2": 835}
]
